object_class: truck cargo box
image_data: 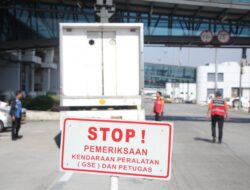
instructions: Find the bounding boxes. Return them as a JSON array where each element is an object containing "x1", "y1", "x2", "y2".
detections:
[{"x1": 59, "y1": 23, "x2": 144, "y2": 108}]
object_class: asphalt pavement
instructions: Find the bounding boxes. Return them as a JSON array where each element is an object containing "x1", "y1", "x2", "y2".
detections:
[{"x1": 0, "y1": 103, "x2": 250, "y2": 190}]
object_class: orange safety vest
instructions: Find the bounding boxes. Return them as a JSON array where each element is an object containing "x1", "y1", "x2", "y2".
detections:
[
  {"x1": 154, "y1": 98, "x2": 164, "y2": 114},
  {"x1": 210, "y1": 98, "x2": 226, "y2": 117}
]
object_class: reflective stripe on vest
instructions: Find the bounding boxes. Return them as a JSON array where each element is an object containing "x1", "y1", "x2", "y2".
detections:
[{"x1": 211, "y1": 98, "x2": 225, "y2": 116}]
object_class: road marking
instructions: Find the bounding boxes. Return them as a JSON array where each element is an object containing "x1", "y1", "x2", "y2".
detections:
[
  {"x1": 47, "y1": 173, "x2": 73, "y2": 190},
  {"x1": 59, "y1": 172, "x2": 73, "y2": 182},
  {"x1": 0, "y1": 136, "x2": 10, "y2": 140}
]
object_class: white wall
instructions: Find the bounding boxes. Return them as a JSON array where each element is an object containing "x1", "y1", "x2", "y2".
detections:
[
  {"x1": 197, "y1": 62, "x2": 250, "y2": 104},
  {"x1": 166, "y1": 83, "x2": 196, "y2": 101}
]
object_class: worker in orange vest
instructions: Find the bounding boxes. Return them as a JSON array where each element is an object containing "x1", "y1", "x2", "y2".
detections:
[
  {"x1": 207, "y1": 91, "x2": 228, "y2": 144},
  {"x1": 153, "y1": 91, "x2": 165, "y2": 121}
]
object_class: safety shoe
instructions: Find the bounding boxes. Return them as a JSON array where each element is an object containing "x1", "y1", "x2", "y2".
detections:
[
  {"x1": 218, "y1": 140, "x2": 222, "y2": 144},
  {"x1": 212, "y1": 137, "x2": 216, "y2": 143},
  {"x1": 16, "y1": 135, "x2": 23, "y2": 139}
]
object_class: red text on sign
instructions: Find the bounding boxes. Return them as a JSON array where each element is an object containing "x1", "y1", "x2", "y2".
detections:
[{"x1": 88, "y1": 127, "x2": 145, "y2": 143}]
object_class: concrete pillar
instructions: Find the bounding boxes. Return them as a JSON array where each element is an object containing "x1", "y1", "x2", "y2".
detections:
[
  {"x1": 44, "y1": 48, "x2": 54, "y2": 63},
  {"x1": 42, "y1": 48, "x2": 54, "y2": 93},
  {"x1": 30, "y1": 64, "x2": 35, "y2": 92},
  {"x1": 25, "y1": 50, "x2": 36, "y2": 57},
  {"x1": 48, "y1": 69, "x2": 51, "y2": 91},
  {"x1": 42, "y1": 68, "x2": 51, "y2": 92},
  {"x1": 25, "y1": 65, "x2": 30, "y2": 92},
  {"x1": 17, "y1": 62, "x2": 21, "y2": 91}
]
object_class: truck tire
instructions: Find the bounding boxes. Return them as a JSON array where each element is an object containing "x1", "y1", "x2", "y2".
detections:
[
  {"x1": 0, "y1": 120, "x2": 4, "y2": 132},
  {"x1": 233, "y1": 100, "x2": 241, "y2": 108}
]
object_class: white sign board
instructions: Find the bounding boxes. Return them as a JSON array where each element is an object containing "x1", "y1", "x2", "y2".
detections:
[
  {"x1": 217, "y1": 30, "x2": 230, "y2": 44},
  {"x1": 200, "y1": 30, "x2": 213, "y2": 44},
  {"x1": 60, "y1": 118, "x2": 173, "y2": 180}
]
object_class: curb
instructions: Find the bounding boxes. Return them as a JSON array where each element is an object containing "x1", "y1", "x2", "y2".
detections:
[{"x1": 26, "y1": 110, "x2": 60, "y2": 121}]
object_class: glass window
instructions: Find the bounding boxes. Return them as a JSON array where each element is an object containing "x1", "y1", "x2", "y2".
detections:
[
  {"x1": 218, "y1": 73, "x2": 224, "y2": 82},
  {"x1": 144, "y1": 63, "x2": 196, "y2": 88},
  {"x1": 207, "y1": 73, "x2": 214, "y2": 82},
  {"x1": 207, "y1": 73, "x2": 224, "y2": 82}
]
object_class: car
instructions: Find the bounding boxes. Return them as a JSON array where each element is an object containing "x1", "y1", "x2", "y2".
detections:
[
  {"x1": 163, "y1": 95, "x2": 172, "y2": 103},
  {"x1": 228, "y1": 97, "x2": 250, "y2": 108},
  {"x1": 206, "y1": 94, "x2": 214, "y2": 105},
  {"x1": 143, "y1": 93, "x2": 157, "y2": 100},
  {"x1": 0, "y1": 101, "x2": 26, "y2": 132},
  {"x1": 0, "y1": 106, "x2": 12, "y2": 132},
  {"x1": 207, "y1": 95, "x2": 232, "y2": 107},
  {"x1": 207, "y1": 96, "x2": 250, "y2": 110}
]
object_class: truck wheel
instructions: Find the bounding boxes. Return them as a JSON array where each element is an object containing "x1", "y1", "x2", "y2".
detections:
[
  {"x1": 233, "y1": 100, "x2": 241, "y2": 108},
  {"x1": 0, "y1": 120, "x2": 4, "y2": 132}
]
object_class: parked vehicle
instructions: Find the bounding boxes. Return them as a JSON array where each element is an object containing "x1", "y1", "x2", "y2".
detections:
[
  {"x1": 143, "y1": 93, "x2": 155, "y2": 100},
  {"x1": 0, "y1": 101, "x2": 26, "y2": 132},
  {"x1": 230, "y1": 97, "x2": 249, "y2": 108},
  {"x1": 163, "y1": 95, "x2": 172, "y2": 103},
  {"x1": 206, "y1": 95, "x2": 250, "y2": 110},
  {"x1": 60, "y1": 23, "x2": 145, "y2": 122},
  {"x1": 0, "y1": 106, "x2": 12, "y2": 132}
]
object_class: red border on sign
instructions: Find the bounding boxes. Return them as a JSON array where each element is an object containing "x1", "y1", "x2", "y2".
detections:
[
  {"x1": 200, "y1": 30, "x2": 213, "y2": 44},
  {"x1": 61, "y1": 118, "x2": 173, "y2": 179},
  {"x1": 217, "y1": 30, "x2": 230, "y2": 44}
]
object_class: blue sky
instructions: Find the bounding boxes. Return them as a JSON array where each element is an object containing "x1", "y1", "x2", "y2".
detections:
[{"x1": 144, "y1": 47, "x2": 250, "y2": 67}]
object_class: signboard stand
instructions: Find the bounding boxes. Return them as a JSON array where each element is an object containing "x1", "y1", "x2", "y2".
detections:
[{"x1": 110, "y1": 176, "x2": 119, "y2": 190}]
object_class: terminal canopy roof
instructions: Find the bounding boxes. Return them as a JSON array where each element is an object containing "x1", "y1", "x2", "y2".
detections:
[{"x1": 0, "y1": 0, "x2": 250, "y2": 49}]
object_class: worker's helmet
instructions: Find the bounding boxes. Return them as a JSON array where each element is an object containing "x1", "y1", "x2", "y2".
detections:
[{"x1": 215, "y1": 91, "x2": 221, "y2": 97}]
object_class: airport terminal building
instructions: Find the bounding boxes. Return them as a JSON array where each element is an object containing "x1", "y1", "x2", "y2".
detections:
[
  {"x1": 0, "y1": 59, "x2": 196, "y2": 100},
  {"x1": 144, "y1": 63, "x2": 196, "y2": 89},
  {"x1": 0, "y1": 0, "x2": 250, "y2": 103},
  {"x1": 197, "y1": 62, "x2": 250, "y2": 104},
  {"x1": 1, "y1": 58, "x2": 250, "y2": 104},
  {"x1": 0, "y1": 49, "x2": 60, "y2": 100},
  {"x1": 144, "y1": 61, "x2": 250, "y2": 104},
  {"x1": 144, "y1": 63, "x2": 197, "y2": 102}
]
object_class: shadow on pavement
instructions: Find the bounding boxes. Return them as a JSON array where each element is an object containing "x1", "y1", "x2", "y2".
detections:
[
  {"x1": 194, "y1": 137, "x2": 213, "y2": 143},
  {"x1": 146, "y1": 115, "x2": 250, "y2": 123},
  {"x1": 54, "y1": 131, "x2": 61, "y2": 149},
  {"x1": 0, "y1": 128, "x2": 11, "y2": 133}
]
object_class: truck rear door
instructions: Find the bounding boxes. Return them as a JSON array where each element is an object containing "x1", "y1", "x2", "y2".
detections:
[{"x1": 62, "y1": 29, "x2": 103, "y2": 97}]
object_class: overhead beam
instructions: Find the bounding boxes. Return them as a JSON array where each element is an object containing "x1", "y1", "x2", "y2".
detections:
[
  {"x1": 238, "y1": 10, "x2": 250, "y2": 21},
  {"x1": 192, "y1": 6, "x2": 202, "y2": 18},
  {"x1": 114, "y1": 3, "x2": 250, "y2": 22},
  {"x1": 144, "y1": 36, "x2": 250, "y2": 47},
  {"x1": 170, "y1": 4, "x2": 178, "y2": 16},
  {"x1": 140, "y1": 0, "x2": 250, "y2": 10},
  {"x1": 216, "y1": 8, "x2": 228, "y2": 20},
  {"x1": 1, "y1": 36, "x2": 250, "y2": 51}
]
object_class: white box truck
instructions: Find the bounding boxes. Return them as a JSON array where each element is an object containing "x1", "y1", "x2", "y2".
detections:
[{"x1": 59, "y1": 23, "x2": 145, "y2": 121}]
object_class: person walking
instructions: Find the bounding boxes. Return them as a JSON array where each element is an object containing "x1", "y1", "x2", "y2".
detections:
[
  {"x1": 153, "y1": 91, "x2": 165, "y2": 121},
  {"x1": 9, "y1": 90, "x2": 23, "y2": 141},
  {"x1": 207, "y1": 91, "x2": 228, "y2": 144}
]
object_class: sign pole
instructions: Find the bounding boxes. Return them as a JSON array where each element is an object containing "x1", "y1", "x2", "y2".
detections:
[
  {"x1": 110, "y1": 176, "x2": 119, "y2": 190},
  {"x1": 214, "y1": 48, "x2": 218, "y2": 92}
]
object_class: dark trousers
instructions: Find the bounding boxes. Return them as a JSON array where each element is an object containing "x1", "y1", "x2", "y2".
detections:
[
  {"x1": 155, "y1": 113, "x2": 163, "y2": 121},
  {"x1": 211, "y1": 115, "x2": 224, "y2": 141},
  {"x1": 12, "y1": 118, "x2": 21, "y2": 140}
]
